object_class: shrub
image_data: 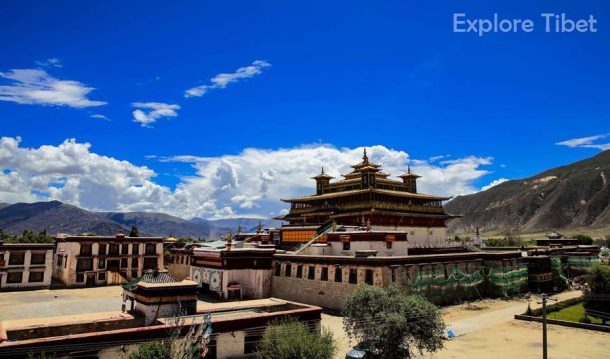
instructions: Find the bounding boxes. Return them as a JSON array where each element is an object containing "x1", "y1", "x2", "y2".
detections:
[{"x1": 256, "y1": 318, "x2": 336, "y2": 359}]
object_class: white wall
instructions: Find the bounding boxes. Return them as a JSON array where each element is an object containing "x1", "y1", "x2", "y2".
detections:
[
  {"x1": 372, "y1": 226, "x2": 448, "y2": 247},
  {"x1": 1, "y1": 248, "x2": 53, "y2": 289}
]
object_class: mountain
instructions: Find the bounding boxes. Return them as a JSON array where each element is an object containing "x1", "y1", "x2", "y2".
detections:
[
  {"x1": 446, "y1": 150, "x2": 610, "y2": 235},
  {"x1": 200, "y1": 218, "x2": 284, "y2": 233},
  {"x1": 0, "y1": 200, "x2": 282, "y2": 239}
]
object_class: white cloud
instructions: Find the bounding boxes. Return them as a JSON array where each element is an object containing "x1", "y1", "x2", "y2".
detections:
[
  {"x1": 184, "y1": 60, "x2": 271, "y2": 98},
  {"x1": 556, "y1": 134, "x2": 610, "y2": 151},
  {"x1": 131, "y1": 102, "x2": 180, "y2": 127},
  {"x1": 0, "y1": 138, "x2": 496, "y2": 220},
  {"x1": 36, "y1": 58, "x2": 63, "y2": 68},
  {"x1": 90, "y1": 114, "x2": 109, "y2": 121},
  {"x1": 481, "y1": 178, "x2": 509, "y2": 191},
  {"x1": 0, "y1": 69, "x2": 106, "y2": 108}
]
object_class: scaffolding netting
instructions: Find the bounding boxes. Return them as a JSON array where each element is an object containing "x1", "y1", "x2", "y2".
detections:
[{"x1": 567, "y1": 256, "x2": 600, "y2": 272}]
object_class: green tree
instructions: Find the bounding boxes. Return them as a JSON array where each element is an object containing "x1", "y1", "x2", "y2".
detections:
[
  {"x1": 342, "y1": 285, "x2": 445, "y2": 359},
  {"x1": 575, "y1": 234, "x2": 593, "y2": 245},
  {"x1": 129, "y1": 225, "x2": 140, "y2": 237},
  {"x1": 256, "y1": 318, "x2": 336, "y2": 359},
  {"x1": 583, "y1": 263, "x2": 610, "y2": 324}
]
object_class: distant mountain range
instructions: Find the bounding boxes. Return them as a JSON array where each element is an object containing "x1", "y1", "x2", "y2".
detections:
[
  {"x1": 0, "y1": 200, "x2": 282, "y2": 239},
  {"x1": 446, "y1": 150, "x2": 610, "y2": 235}
]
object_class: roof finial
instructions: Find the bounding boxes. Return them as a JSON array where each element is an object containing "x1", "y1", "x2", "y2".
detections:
[
  {"x1": 321, "y1": 166, "x2": 325, "y2": 174},
  {"x1": 407, "y1": 165, "x2": 411, "y2": 174},
  {"x1": 363, "y1": 148, "x2": 368, "y2": 163}
]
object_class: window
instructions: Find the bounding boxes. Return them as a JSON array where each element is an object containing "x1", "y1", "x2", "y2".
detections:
[
  {"x1": 145, "y1": 243, "x2": 156, "y2": 255},
  {"x1": 410, "y1": 231, "x2": 415, "y2": 236},
  {"x1": 7, "y1": 271, "x2": 23, "y2": 283},
  {"x1": 386, "y1": 241, "x2": 392, "y2": 249},
  {"x1": 274, "y1": 263, "x2": 281, "y2": 276},
  {"x1": 109, "y1": 243, "x2": 119, "y2": 255},
  {"x1": 143, "y1": 257, "x2": 157, "y2": 270},
  {"x1": 132, "y1": 244, "x2": 139, "y2": 255},
  {"x1": 31, "y1": 253, "x2": 46, "y2": 265},
  {"x1": 285, "y1": 264, "x2": 292, "y2": 277},
  {"x1": 391, "y1": 268, "x2": 396, "y2": 282},
  {"x1": 56, "y1": 255, "x2": 63, "y2": 267},
  {"x1": 76, "y1": 273, "x2": 84, "y2": 282},
  {"x1": 131, "y1": 270, "x2": 138, "y2": 278},
  {"x1": 121, "y1": 244, "x2": 129, "y2": 255},
  {"x1": 365, "y1": 269, "x2": 374, "y2": 285},
  {"x1": 321, "y1": 267, "x2": 328, "y2": 281},
  {"x1": 131, "y1": 257, "x2": 139, "y2": 268},
  {"x1": 77, "y1": 258, "x2": 93, "y2": 271},
  {"x1": 429, "y1": 230, "x2": 433, "y2": 236},
  {"x1": 9, "y1": 252, "x2": 25, "y2": 265},
  {"x1": 64, "y1": 255, "x2": 67, "y2": 268},
  {"x1": 99, "y1": 257, "x2": 106, "y2": 269},
  {"x1": 29, "y1": 271, "x2": 44, "y2": 282},
  {"x1": 349, "y1": 268, "x2": 357, "y2": 284},
  {"x1": 80, "y1": 244, "x2": 92, "y2": 256},
  {"x1": 343, "y1": 241, "x2": 350, "y2": 251},
  {"x1": 296, "y1": 265, "x2": 303, "y2": 278},
  {"x1": 99, "y1": 243, "x2": 107, "y2": 255},
  {"x1": 334, "y1": 267, "x2": 342, "y2": 282},
  {"x1": 307, "y1": 266, "x2": 315, "y2": 280},
  {"x1": 98, "y1": 272, "x2": 106, "y2": 281},
  {"x1": 120, "y1": 258, "x2": 128, "y2": 268}
]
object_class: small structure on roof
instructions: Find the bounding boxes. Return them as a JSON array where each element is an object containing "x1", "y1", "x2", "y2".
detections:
[{"x1": 122, "y1": 269, "x2": 198, "y2": 325}]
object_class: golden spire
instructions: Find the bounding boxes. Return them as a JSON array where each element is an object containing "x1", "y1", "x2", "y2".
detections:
[
  {"x1": 362, "y1": 148, "x2": 369, "y2": 163},
  {"x1": 407, "y1": 165, "x2": 411, "y2": 174}
]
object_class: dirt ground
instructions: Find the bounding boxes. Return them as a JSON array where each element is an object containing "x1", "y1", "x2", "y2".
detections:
[{"x1": 322, "y1": 290, "x2": 610, "y2": 359}]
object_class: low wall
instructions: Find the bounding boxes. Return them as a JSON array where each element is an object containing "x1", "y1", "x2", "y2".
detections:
[{"x1": 514, "y1": 314, "x2": 610, "y2": 333}]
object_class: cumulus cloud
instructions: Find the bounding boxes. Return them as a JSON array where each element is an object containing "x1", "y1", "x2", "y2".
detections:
[
  {"x1": 0, "y1": 138, "x2": 496, "y2": 220},
  {"x1": 556, "y1": 134, "x2": 610, "y2": 151},
  {"x1": 481, "y1": 178, "x2": 509, "y2": 191},
  {"x1": 184, "y1": 60, "x2": 271, "y2": 98},
  {"x1": 132, "y1": 102, "x2": 180, "y2": 127},
  {"x1": 0, "y1": 69, "x2": 106, "y2": 108}
]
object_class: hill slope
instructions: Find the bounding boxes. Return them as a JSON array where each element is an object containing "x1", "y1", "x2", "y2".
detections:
[{"x1": 446, "y1": 150, "x2": 610, "y2": 234}]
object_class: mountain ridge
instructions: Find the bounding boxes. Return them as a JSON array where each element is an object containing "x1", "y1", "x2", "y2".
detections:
[{"x1": 446, "y1": 150, "x2": 610, "y2": 235}]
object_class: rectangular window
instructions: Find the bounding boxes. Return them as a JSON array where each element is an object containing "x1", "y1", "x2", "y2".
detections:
[
  {"x1": 334, "y1": 267, "x2": 342, "y2": 282},
  {"x1": 7, "y1": 271, "x2": 23, "y2": 283},
  {"x1": 108, "y1": 259, "x2": 120, "y2": 270},
  {"x1": 76, "y1": 258, "x2": 93, "y2": 271},
  {"x1": 9, "y1": 252, "x2": 25, "y2": 265},
  {"x1": 321, "y1": 267, "x2": 328, "y2": 281},
  {"x1": 145, "y1": 243, "x2": 156, "y2": 255},
  {"x1": 56, "y1": 255, "x2": 63, "y2": 267},
  {"x1": 349, "y1": 268, "x2": 357, "y2": 284},
  {"x1": 274, "y1": 263, "x2": 281, "y2": 276},
  {"x1": 80, "y1": 244, "x2": 92, "y2": 256},
  {"x1": 109, "y1": 243, "x2": 119, "y2": 255},
  {"x1": 76, "y1": 273, "x2": 84, "y2": 282},
  {"x1": 285, "y1": 264, "x2": 292, "y2": 277},
  {"x1": 143, "y1": 257, "x2": 157, "y2": 270},
  {"x1": 98, "y1": 272, "x2": 106, "y2": 281},
  {"x1": 131, "y1": 257, "x2": 138, "y2": 268},
  {"x1": 386, "y1": 241, "x2": 392, "y2": 249},
  {"x1": 296, "y1": 265, "x2": 303, "y2": 278},
  {"x1": 121, "y1": 244, "x2": 129, "y2": 255},
  {"x1": 120, "y1": 258, "x2": 128, "y2": 268},
  {"x1": 365, "y1": 269, "x2": 374, "y2": 285},
  {"x1": 308, "y1": 266, "x2": 315, "y2": 280},
  {"x1": 131, "y1": 270, "x2": 138, "y2": 279},
  {"x1": 99, "y1": 243, "x2": 107, "y2": 255},
  {"x1": 132, "y1": 244, "x2": 139, "y2": 255},
  {"x1": 29, "y1": 271, "x2": 44, "y2": 282},
  {"x1": 99, "y1": 257, "x2": 106, "y2": 269},
  {"x1": 343, "y1": 241, "x2": 350, "y2": 251},
  {"x1": 391, "y1": 268, "x2": 396, "y2": 282},
  {"x1": 31, "y1": 253, "x2": 46, "y2": 265}
]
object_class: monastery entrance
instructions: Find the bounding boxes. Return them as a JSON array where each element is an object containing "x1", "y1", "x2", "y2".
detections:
[{"x1": 86, "y1": 273, "x2": 96, "y2": 287}]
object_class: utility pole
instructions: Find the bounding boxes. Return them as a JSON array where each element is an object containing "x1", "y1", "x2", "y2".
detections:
[{"x1": 537, "y1": 294, "x2": 557, "y2": 359}]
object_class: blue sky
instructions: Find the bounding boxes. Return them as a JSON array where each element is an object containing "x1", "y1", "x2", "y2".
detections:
[{"x1": 0, "y1": 1, "x2": 609, "y2": 219}]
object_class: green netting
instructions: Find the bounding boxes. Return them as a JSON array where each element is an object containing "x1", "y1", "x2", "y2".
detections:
[
  {"x1": 550, "y1": 256, "x2": 569, "y2": 290},
  {"x1": 486, "y1": 264, "x2": 528, "y2": 297},
  {"x1": 406, "y1": 267, "x2": 484, "y2": 303},
  {"x1": 567, "y1": 256, "x2": 600, "y2": 272}
]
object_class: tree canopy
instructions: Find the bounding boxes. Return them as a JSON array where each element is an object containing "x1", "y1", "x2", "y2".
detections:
[
  {"x1": 256, "y1": 318, "x2": 336, "y2": 359},
  {"x1": 129, "y1": 225, "x2": 140, "y2": 237},
  {"x1": 0, "y1": 229, "x2": 54, "y2": 244},
  {"x1": 342, "y1": 285, "x2": 445, "y2": 359},
  {"x1": 583, "y1": 263, "x2": 610, "y2": 324}
]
